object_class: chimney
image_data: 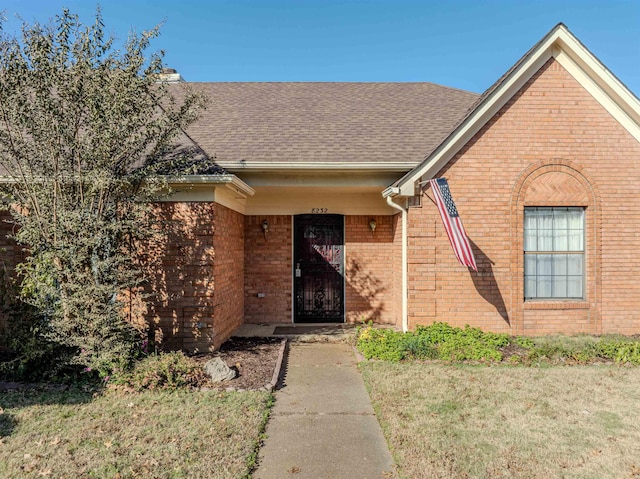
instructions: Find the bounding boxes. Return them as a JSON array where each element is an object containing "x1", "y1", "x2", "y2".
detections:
[{"x1": 156, "y1": 67, "x2": 184, "y2": 83}]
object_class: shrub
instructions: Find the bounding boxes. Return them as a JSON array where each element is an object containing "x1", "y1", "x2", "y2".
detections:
[
  {"x1": 592, "y1": 337, "x2": 640, "y2": 364},
  {"x1": 481, "y1": 330, "x2": 511, "y2": 349},
  {"x1": 357, "y1": 323, "x2": 508, "y2": 362},
  {"x1": 515, "y1": 336, "x2": 535, "y2": 348},
  {"x1": 612, "y1": 341, "x2": 640, "y2": 364},
  {"x1": 0, "y1": 265, "x2": 82, "y2": 382},
  {"x1": 0, "y1": 314, "x2": 81, "y2": 382},
  {"x1": 414, "y1": 322, "x2": 459, "y2": 343},
  {"x1": 596, "y1": 338, "x2": 622, "y2": 359},
  {"x1": 524, "y1": 337, "x2": 570, "y2": 362},
  {"x1": 110, "y1": 352, "x2": 208, "y2": 391},
  {"x1": 0, "y1": 8, "x2": 211, "y2": 377},
  {"x1": 400, "y1": 334, "x2": 438, "y2": 360},
  {"x1": 438, "y1": 334, "x2": 503, "y2": 362},
  {"x1": 425, "y1": 324, "x2": 507, "y2": 362},
  {"x1": 357, "y1": 327, "x2": 406, "y2": 361},
  {"x1": 356, "y1": 322, "x2": 640, "y2": 366}
]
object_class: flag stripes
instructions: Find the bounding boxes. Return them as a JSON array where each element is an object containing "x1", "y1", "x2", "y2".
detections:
[{"x1": 430, "y1": 178, "x2": 477, "y2": 271}]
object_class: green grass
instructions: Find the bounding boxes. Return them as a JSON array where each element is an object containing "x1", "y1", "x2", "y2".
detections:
[
  {"x1": 0, "y1": 388, "x2": 272, "y2": 478},
  {"x1": 360, "y1": 362, "x2": 640, "y2": 479}
]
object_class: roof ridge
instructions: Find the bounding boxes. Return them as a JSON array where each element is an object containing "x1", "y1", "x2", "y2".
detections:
[{"x1": 181, "y1": 81, "x2": 479, "y2": 93}]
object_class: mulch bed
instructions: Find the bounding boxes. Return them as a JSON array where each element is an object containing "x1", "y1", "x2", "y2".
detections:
[
  {"x1": 0, "y1": 337, "x2": 285, "y2": 392},
  {"x1": 192, "y1": 337, "x2": 284, "y2": 391}
]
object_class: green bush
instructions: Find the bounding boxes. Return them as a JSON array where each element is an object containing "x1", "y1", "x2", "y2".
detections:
[
  {"x1": 110, "y1": 352, "x2": 208, "y2": 391},
  {"x1": 515, "y1": 336, "x2": 535, "y2": 348},
  {"x1": 356, "y1": 327, "x2": 406, "y2": 361},
  {"x1": 414, "y1": 322, "x2": 459, "y2": 343},
  {"x1": 591, "y1": 337, "x2": 640, "y2": 364},
  {"x1": 613, "y1": 342, "x2": 640, "y2": 364},
  {"x1": 357, "y1": 323, "x2": 508, "y2": 362},
  {"x1": 481, "y1": 330, "x2": 511, "y2": 349},
  {"x1": 512, "y1": 335, "x2": 640, "y2": 365},
  {"x1": 0, "y1": 314, "x2": 81, "y2": 382},
  {"x1": 523, "y1": 337, "x2": 572, "y2": 362},
  {"x1": 596, "y1": 338, "x2": 622, "y2": 359},
  {"x1": 356, "y1": 322, "x2": 640, "y2": 366},
  {"x1": 400, "y1": 334, "x2": 438, "y2": 360},
  {"x1": 0, "y1": 266, "x2": 82, "y2": 382},
  {"x1": 438, "y1": 334, "x2": 504, "y2": 362}
]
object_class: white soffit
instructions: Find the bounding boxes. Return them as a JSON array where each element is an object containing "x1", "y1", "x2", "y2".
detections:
[{"x1": 390, "y1": 24, "x2": 640, "y2": 197}]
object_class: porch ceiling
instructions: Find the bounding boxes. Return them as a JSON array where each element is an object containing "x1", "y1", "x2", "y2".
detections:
[
  {"x1": 235, "y1": 170, "x2": 404, "y2": 189},
  {"x1": 244, "y1": 184, "x2": 398, "y2": 216}
]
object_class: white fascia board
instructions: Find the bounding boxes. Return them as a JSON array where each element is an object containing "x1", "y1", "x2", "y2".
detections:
[
  {"x1": 167, "y1": 174, "x2": 255, "y2": 197},
  {"x1": 396, "y1": 47, "x2": 554, "y2": 196},
  {"x1": 0, "y1": 173, "x2": 256, "y2": 199},
  {"x1": 556, "y1": 30, "x2": 640, "y2": 123},
  {"x1": 394, "y1": 24, "x2": 640, "y2": 197},
  {"x1": 554, "y1": 32, "x2": 640, "y2": 142}
]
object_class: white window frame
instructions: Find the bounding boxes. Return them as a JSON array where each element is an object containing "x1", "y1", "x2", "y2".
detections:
[{"x1": 524, "y1": 207, "x2": 585, "y2": 300}]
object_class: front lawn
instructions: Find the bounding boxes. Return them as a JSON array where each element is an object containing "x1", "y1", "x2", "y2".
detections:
[
  {"x1": 0, "y1": 388, "x2": 271, "y2": 478},
  {"x1": 361, "y1": 362, "x2": 640, "y2": 479}
]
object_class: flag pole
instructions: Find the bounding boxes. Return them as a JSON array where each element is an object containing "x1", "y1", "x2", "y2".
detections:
[{"x1": 417, "y1": 178, "x2": 440, "y2": 206}]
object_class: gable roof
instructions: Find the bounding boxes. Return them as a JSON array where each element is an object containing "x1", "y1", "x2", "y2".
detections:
[
  {"x1": 178, "y1": 82, "x2": 479, "y2": 171},
  {"x1": 385, "y1": 23, "x2": 640, "y2": 197}
]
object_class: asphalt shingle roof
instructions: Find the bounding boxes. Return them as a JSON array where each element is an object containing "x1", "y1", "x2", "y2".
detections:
[{"x1": 179, "y1": 82, "x2": 479, "y2": 169}]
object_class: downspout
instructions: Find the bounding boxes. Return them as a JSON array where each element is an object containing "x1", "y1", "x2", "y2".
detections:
[{"x1": 386, "y1": 193, "x2": 408, "y2": 333}]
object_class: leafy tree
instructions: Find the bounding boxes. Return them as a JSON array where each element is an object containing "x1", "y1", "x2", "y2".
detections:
[{"x1": 0, "y1": 9, "x2": 211, "y2": 374}]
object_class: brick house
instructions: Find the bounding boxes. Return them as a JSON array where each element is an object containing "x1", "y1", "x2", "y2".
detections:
[{"x1": 4, "y1": 24, "x2": 640, "y2": 351}]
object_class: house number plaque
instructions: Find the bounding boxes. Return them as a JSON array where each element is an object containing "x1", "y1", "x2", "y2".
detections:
[{"x1": 311, "y1": 208, "x2": 328, "y2": 214}]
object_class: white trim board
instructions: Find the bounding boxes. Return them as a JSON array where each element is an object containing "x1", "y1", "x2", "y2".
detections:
[{"x1": 387, "y1": 24, "x2": 640, "y2": 198}]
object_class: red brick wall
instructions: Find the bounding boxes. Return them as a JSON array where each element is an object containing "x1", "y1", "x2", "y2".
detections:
[
  {"x1": 212, "y1": 204, "x2": 245, "y2": 347},
  {"x1": 243, "y1": 214, "x2": 400, "y2": 325},
  {"x1": 244, "y1": 215, "x2": 292, "y2": 323},
  {"x1": 144, "y1": 202, "x2": 246, "y2": 351},
  {"x1": 144, "y1": 202, "x2": 217, "y2": 351},
  {"x1": 407, "y1": 209, "x2": 439, "y2": 330},
  {"x1": 407, "y1": 58, "x2": 640, "y2": 335},
  {"x1": 345, "y1": 215, "x2": 397, "y2": 324}
]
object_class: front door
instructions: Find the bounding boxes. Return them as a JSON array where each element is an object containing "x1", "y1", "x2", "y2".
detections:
[{"x1": 293, "y1": 214, "x2": 344, "y2": 323}]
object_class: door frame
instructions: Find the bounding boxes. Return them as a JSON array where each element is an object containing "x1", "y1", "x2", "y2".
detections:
[{"x1": 291, "y1": 214, "x2": 346, "y2": 323}]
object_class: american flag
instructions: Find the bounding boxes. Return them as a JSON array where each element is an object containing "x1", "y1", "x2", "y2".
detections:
[{"x1": 429, "y1": 178, "x2": 477, "y2": 271}]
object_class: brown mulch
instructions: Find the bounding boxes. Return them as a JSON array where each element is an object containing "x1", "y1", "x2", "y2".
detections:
[
  {"x1": 192, "y1": 337, "x2": 284, "y2": 391},
  {"x1": 0, "y1": 337, "x2": 284, "y2": 392}
]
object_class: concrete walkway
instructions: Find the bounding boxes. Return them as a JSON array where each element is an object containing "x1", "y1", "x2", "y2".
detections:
[{"x1": 254, "y1": 342, "x2": 396, "y2": 479}]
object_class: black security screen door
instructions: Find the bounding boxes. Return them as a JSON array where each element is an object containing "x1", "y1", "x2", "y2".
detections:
[{"x1": 294, "y1": 215, "x2": 344, "y2": 323}]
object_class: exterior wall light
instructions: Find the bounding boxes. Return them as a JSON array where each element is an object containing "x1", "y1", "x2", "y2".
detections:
[
  {"x1": 261, "y1": 219, "x2": 269, "y2": 238},
  {"x1": 369, "y1": 219, "x2": 377, "y2": 233}
]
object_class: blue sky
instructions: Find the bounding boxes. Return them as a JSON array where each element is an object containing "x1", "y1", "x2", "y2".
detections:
[{"x1": 2, "y1": 1, "x2": 639, "y2": 94}]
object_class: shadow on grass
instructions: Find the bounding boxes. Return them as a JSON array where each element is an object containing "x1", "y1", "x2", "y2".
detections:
[
  {"x1": 0, "y1": 412, "x2": 16, "y2": 438},
  {"x1": 0, "y1": 387, "x2": 97, "y2": 437}
]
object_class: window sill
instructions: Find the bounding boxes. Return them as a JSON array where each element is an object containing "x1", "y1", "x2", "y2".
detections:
[{"x1": 523, "y1": 301, "x2": 590, "y2": 310}]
